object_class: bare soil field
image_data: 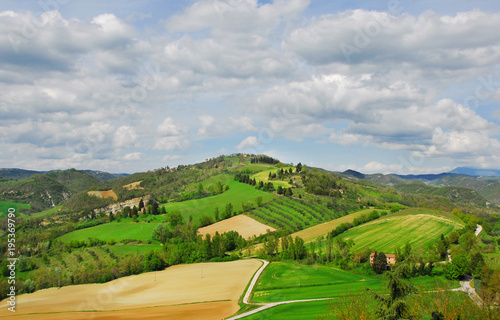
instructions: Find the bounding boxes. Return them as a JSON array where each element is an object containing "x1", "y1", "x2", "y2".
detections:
[
  {"x1": 123, "y1": 181, "x2": 144, "y2": 190},
  {"x1": 198, "y1": 214, "x2": 276, "y2": 239},
  {"x1": 0, "y1": 260, "x2": 262, "y2": 320},
  {"x1": 87, "y1": 190, "x2": 118, "y2": 201}
]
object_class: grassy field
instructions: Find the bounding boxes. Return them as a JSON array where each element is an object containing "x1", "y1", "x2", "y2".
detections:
[
  {"x1": 0, "y1": 201, "x2": 30, "y2": 218},
  {"x1": 163, "y1": 180, "x2": 276, "y2": 222},
  {"x1": 291, "y1": 209, "x2": 388, "y2": 243},
  {"x1": 251, "y1": 262, "x2": 385, "y2": 303},
  {"x1": 107, "y1": 244, "x2": 163, "y2": 256},
  {"x1": 58, "y1": 220, "x2": 161, "y2": 243},
  {"x1": 58, "y1": 180, "x2": 275, "y2": 243},
  {"x1": 250, "y1": 166, "x2": 296, "y2": 188},
  {"x1": 243, "y1": 300, "x2": 331, "y2": 320},
  {"x1": 250, "y1": 261, "x2": 457, "y2": 305},
  {"x1": 181, "y1": 173, "x2": 234, "y2": 194},
  {"x1": 340, "y1": 208, "x2": 464, "y2": 253}
]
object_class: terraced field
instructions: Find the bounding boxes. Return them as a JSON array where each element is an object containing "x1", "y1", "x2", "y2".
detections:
[{"x1": 249, "y1": 197, "x2": 340, "y2": 233}]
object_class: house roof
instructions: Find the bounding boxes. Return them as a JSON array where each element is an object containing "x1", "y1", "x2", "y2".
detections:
[{"x1": 370, "y1": 253, "x2": 396, "y2": 258}]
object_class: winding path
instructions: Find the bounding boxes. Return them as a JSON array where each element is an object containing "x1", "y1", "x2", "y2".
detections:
[
  {"x1": 229, "y1": 225, "x2": 486, "y2": 319},
  {"x1": 226, "y1": 259, "x2": 334, "y2": 320}
]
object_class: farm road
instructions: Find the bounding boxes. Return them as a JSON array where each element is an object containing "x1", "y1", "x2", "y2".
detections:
[
  {"x1": 228, "y1": 226, "x2": 485, "y2": 319},
  {"x1": 226, "y1": 259, "x2": 334, "y2": 320}
]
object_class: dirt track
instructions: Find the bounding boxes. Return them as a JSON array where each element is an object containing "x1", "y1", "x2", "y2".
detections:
[{"x1": 0, "y1": 260, "x2": 262, "y2": 319}]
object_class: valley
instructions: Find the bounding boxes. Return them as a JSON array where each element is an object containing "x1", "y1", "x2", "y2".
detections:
[{"x1": 0, "y1": 154, "x2": 499, "y2": 319}]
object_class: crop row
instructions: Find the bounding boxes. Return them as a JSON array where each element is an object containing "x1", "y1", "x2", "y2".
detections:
[
  {"x1": 266, "y1": 202, "x2": 310, "y2": 226},
  {"x1": 276, "y1": 198, "x2": 323, "y2": 222},
  {"x1": 250, "y1": 198, "x2": 341, "y2": 233},
  {"x1": 251, "y1": 208, "x2": 296, "y2": 232},
  {"x1": 261, "y1": 206, "x2": 304, "y2": 231}
]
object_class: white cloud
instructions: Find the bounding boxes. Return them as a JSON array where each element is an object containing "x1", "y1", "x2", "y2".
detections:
[
  {"x1": 123, "y1": 152, "x2": 144, "y2": 161},
  {"x1": 162, "y1": 154, "x2": 183, "y2": 162},
  {"x1": 0, "y1": 4, "x2": 499, "y2": 172},
  {"x1": 153, "y1": 117, "x2": 190, "y2": 151},
  {"x1": 236, "y1": 136, "x2": 260, "y2": 150},
  {"x1": 153, "y1": 136, "x2": 190, "y2": 151},
  {"x1": 284, "y1": 9, "x2": 500, "y2": 68},
  {"x1": 157, "y1": 117, "x2": 187, "y2": 136},
  {"x1": 165, "y1": 0, "x2": 308, "y2": 34},
  {"x1": 113, "y1": 126, "x2": 138, "y2": 149}
]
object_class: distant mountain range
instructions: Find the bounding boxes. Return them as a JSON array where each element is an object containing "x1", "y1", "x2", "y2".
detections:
[
  {"x1": 450, "y1": 167, "x2": 500, "y2": 177},
  {"x1": 341, "y1": 167, "x2": 500, "y2": 205},
  {"x1": 0, "y1": 168, "x2": 128, "y2": 181}
]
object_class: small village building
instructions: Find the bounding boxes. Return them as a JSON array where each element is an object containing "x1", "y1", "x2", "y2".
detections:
[{"x1": 370, "y1": 253, "x2": 397, "y2": 269}]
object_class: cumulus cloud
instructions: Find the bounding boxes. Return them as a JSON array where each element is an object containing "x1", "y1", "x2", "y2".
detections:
[
  {"x1": 123, "y1": 152, "x2": 144, "y2": 161},
  {"x1": 154, "y1": 117, "x2": 190, "y2": 151},
  {"x1": 284, "y1": 9, "x2": 500, "y2": 67},
  {"x1": 1, "y1": 3, "x2": 500, "y2": 172},
  {"x1": 236, "y1": 136, "x2": 260, "y2": 150},
  {"x1": 157, "y1": 117, "x2": 187, "y2": 136},
  {"x1": 113, "y1": 126, "x2": 138, "y2": 149},
  {"x1": 165, "y1": 0, "x2": 308, "y2": 34}
]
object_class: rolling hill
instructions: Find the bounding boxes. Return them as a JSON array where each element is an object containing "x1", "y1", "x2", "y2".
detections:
[
  {"x1": 0, "y1": 169, "x2": 108, "y2": 212},
  {"x1": 342, "y1": 169, "x2": 500, "y2": 205},
  {"x1": 340, "y1": 208, "x2": 464, "y2": 253},
  {"x1": 0, "y1": 153, "x2": 499, "y2": 320}
]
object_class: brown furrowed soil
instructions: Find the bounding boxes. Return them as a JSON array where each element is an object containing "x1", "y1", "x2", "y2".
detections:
[
  {"x1": 87, "y1": 190, "x2": 118, "y2": 200},
  {"x1": 198, "y1": 214, "x2": 276, "y2": 239},
  {"x1": 123, "y1": 181, "x2": 144, "y2": 190},
  {"x1": 0, "y1": 260, "x2": 262, "y2": 319}
]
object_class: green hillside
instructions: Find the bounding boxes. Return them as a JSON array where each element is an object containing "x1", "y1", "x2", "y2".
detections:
[
  {"x1": 430, "y1": 175, "x2": 500, "y2": 205},
  {"x1": 163, "y1": 179, "x2": 276, "y2": 222},
  {"x1": 58, "y1": 218, "x2": 164, "y2": 243},
  {"x1": 248, "y1": 197, "x2": 342, "y2": 233},
  {"x1": 1, "y1": 153, "x2": 499, "y2": 316},
  {"x1": 0, "y1": 174, "x2": 72, "y2": 211},
  {"x1": 45, "y1": 169, "x2": 106, "y2": 192},
  {"x1": 339, "y1": 208, "x2": 464, "y2": 253},
  {"x1": 394, "y1": 183, "x2": 487, "y2": 207},
  {"x1": 0, "y1": 201, "x2": 31, "y2": 218},
  {"x1": 252, "y1": 261, "x2": 384, "y2": 303}
]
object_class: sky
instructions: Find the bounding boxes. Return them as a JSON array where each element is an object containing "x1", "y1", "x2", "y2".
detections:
[{"x1": 0, "y1": 0, "x2": 500, "y2": 174}]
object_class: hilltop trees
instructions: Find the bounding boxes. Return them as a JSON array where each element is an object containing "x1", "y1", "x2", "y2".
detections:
[{"x1": 250, "y1": 155, "x2": 280, "y2": 165}]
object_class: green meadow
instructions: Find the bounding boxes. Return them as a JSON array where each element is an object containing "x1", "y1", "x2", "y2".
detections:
[
  {"x1": 250, "y1": 166, "x2": 296, "y2": 188},
  {"x1": 57, "y1": 179, "x2": 275, "y2": 243},
  {"x1": 163, "y1": 179, "x2": 276, "y2": 221},
  {"x1": 58, "y1": 220, "x2": 162, "y2": 243},
  {"x1": 107, "y1": 244, "x2": 163, "y2": 256},
  {"x1": 251, "y1": 262, "x2": 385, "y2": 303},
  {"x1": 244, "y1": 300, "x2": 331, "y2": 320},
  {"x1": 340, "y1": 208, "x2": 464, "y2": 253},
  {"x1": 0, "y1": 201, "x2": 30, "y2": 218}
]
